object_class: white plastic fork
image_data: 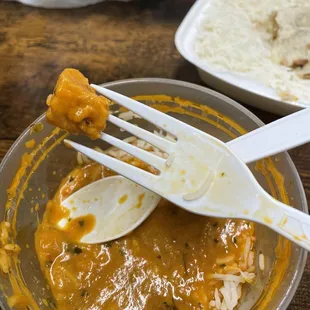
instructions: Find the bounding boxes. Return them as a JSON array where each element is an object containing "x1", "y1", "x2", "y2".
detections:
[{"x1": 65, "y1": 84, "x2": 310, "y2": 251}]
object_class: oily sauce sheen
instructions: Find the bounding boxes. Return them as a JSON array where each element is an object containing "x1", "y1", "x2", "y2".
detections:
[{"x1": 35, "y1": 162, "x2": 253, "y2": 310}]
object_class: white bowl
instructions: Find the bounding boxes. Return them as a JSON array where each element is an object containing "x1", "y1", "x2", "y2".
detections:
[{"x1": 175, "y1": 0, "x2": 309, "y2": 115}]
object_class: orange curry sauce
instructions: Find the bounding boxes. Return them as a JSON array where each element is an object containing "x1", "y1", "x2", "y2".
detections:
[
  {"x1": 1, "y1": 72, "x2": 291, "y2": 309},
  {"x1": 35, "y1": 161, "x2": 254, "y2": 309}
]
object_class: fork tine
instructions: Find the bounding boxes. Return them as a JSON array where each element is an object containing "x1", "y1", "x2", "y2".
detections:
[
  {"x1": 108, "y1": 115, "x2": 173, "y2": 153},
  {"x1": 100, "y1": 133, "x2": 166, "y2": 171},
  {"x1": 91, "y1": 84, "x2": 186, "y2": 136},
  {"x1": 65, "y1": 139, "x2": 159, "y2": 189}
]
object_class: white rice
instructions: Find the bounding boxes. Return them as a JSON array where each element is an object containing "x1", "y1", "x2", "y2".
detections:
[
  {"x1": 259, "y1": 253, "x2": 265, "y2": 271},
  {"x1": 123, "y1": 136, "x2": 137, "y2": 144},
  {"x1": 248, "y1": 251, "x2": 255, "y2": 268},
  {"x1": 118, "y1": 111, "x2": 141, "y2": 121},
  {"x1": 195, "y1": 0, "x2": 310, "y2": 104},
  {"x1": 214, "y1": 288, "x2": 221, "y2": 309},
  {"x1": 76, "y1": 152, "x2": 92, "y2": 165},
  {"x1": 136, "y1": 139, "x2": 146, "y2": 149},
  {"x1": 209, "y1": 236, "x2": 257, "y2": 309},
  {"x1": 154, "y1": 129, "x2": 177, "y2": 143},
  {"x1": 216, "y1": 255, "x2": 236, "y2": 265}
]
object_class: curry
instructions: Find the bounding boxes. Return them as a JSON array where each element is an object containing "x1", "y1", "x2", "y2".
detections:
[
  {"x1": 35, "y1": 161, "x2": 254, "y2": 309},
  {"x1": 46, "y1": 69, "x2": 110, "y2": 139},
  {"x1": 38, "y1": 70, "x2": 256, "y2": 309},
  {"x1": 1, "y1": 73, "x2": 292, "y2": 310}
]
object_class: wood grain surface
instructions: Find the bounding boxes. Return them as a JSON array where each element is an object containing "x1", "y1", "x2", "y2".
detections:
[{"x1": 0, "y1": 1, "x2": 309, "y2": 309}]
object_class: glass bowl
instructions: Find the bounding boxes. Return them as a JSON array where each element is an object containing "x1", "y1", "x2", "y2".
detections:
[{"x1": 0, "y1": 78, "x2": 307, "y2": 309}]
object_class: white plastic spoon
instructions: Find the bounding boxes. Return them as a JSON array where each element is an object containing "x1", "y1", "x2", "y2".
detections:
[{"x1": 58, "y1": 175, "x2": 160, "y2": 243}]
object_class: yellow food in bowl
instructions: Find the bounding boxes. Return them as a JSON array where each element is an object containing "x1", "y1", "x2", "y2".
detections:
[
  {"x1": 41, "y1": 70, "x2": 257, "y2": 308},
  {"x1": 35, "y1": 156, "x2": 255, "y2": 309},
  {"x1": 46, "y1": 69, "x2": 110, "y2": 139},
  {"x1": 0, "y1": 75, "x2": 293, "y2": 310}
]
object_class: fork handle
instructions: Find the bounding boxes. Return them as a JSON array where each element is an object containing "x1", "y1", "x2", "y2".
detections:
[
  {"x1": 255, "y1": 193, "x2": 310, "y2": 251},
  {"x1": 227, "y1": 108, "x2": 310, "y2": 164}
]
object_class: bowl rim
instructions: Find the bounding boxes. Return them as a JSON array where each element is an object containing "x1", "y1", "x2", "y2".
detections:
[{"x1": 0, "y1": 77, "x2": 307, "y2": 310}]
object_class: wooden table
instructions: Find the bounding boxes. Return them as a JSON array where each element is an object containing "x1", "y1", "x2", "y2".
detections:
[{"x1": 0, "y1": 1, "x2": 309, "y2": 308}]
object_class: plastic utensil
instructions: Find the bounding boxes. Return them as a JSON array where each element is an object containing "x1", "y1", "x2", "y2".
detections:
[
  {"x1": 60, "y1": 106, "x2": 310, "y2": 244},
  {"x1": 60, "y1": 107, "x2": 310, "y2": 244},
  {"x1": 63, "y1": 85, "x2": 310, "y2": 250},
  {"x1": 58, "y1": 175, "x2": 160, "y2": 243},
  {"x1": 228, "y1": 108, "x2": 310, "y2": 163}
]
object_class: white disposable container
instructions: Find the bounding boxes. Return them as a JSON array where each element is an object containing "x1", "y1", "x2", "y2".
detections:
[{"x1": 175, "y1": 0, "x2": 309, "y2": 115}]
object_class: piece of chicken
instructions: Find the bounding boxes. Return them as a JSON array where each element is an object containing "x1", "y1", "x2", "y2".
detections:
[{"x1": 46, "y1": 69, "x2": 110, "y2": 139}]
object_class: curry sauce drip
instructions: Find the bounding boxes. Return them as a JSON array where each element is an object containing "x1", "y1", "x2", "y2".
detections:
[{"x1": 62, "y1": 214, "x2": 96, "y2": 242}]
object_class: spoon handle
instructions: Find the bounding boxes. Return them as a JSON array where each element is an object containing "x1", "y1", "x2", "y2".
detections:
[
  {"x1": 256, "y1": 193, "x2": 310, "y2": 251},
  {"x1": 228, "y1": 108, "x2": 310, "y2": 164}
]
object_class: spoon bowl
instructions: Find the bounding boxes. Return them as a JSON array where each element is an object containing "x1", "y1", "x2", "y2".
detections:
[{"x1": 59, "y1": 175, "x2": 160, "y2": 243}]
